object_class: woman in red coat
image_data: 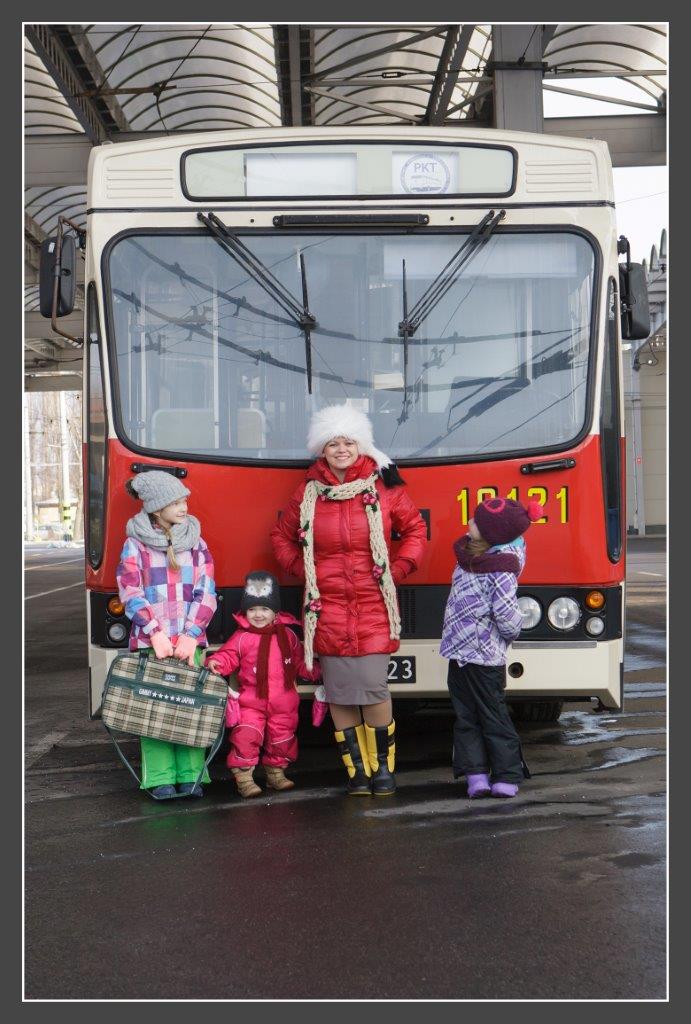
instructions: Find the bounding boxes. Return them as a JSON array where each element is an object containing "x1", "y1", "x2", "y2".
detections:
[{"x1": 271, "y1": 404, "x2": 428, "y2": 796}]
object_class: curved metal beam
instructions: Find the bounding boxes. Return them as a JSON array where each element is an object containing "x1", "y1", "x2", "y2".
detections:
[
  {"x1": 312, "y1": 26, "x2": 446, "y2": 80},
  {"x1": 139, "y1": 103, "x2": 277, "y2": 131},
  {"x1": 544, "y1": 58, "x2": 663, "y2": 102},
  {"x1": 133, "y1": 88, "x2": 280, "y2": 126},
  {"x1": 313, "y1": 82, "x2": 432, "y2": 120},
  {"x1": 100, "y1": 32, "x2": 277, "y2": 80},
  {"x1": 307, "y1": 84, "x2": 422, "y2": 124}
]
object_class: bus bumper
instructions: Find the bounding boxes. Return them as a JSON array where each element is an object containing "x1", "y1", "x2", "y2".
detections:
[
  {"x1": 91, "y1": 638, "x2": 624, "y2": 717},
  {"x1": 300, "y1": 637, "x2": 623, "y2": 710}
]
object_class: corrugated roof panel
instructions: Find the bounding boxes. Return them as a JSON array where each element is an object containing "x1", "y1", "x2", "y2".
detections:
[
  {"x1": 545, "y1": 23, "x2": 667, "y2": 105},
  {"x1": 24, "y1": 39, "x2": 84, "y2": 134},
  {"x1": 25, "y1": 186, "x2": 88, "y2": 235},
  {"x1": 84, "y1": 24, "x2": 282, "y2": 131}
]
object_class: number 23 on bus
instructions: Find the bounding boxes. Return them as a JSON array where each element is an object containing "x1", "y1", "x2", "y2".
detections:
[{"x1": 456, "y1": 486, "x2": 569, "y2": 525}]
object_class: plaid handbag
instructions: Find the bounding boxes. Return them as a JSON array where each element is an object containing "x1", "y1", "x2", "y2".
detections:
[{"x1": 102, "y1": 651, "x2": 228, "y2": 796}]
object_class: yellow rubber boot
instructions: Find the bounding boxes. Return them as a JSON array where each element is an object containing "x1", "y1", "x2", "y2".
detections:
[
  {"x1": 364, "y1": 721, "x2": 396, "y2": 796},
  {"x1": 335, "y1": 725, "x2": 372, "y2": 795}
]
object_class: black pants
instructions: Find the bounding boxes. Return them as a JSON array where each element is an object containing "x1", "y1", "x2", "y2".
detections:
[{"x1": 448, "y1": 661, "x2": 525, "y2": 784}]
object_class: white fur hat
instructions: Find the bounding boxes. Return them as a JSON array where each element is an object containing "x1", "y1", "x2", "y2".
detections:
[{"x1": 307, "y1": 404, "x2": 392, "y2": 470}]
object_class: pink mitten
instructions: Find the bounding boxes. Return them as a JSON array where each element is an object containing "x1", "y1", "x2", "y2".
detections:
[
  {"x1": 150, "y1": 630, "x2": 174, "y2": 660},
  {"x1": 312, "y1": 685, "x2": 329, "y2": 727},
  {"x1": 173, "y1": 633, "x2": 198, "y2": 667},
  {"x1": 225, "y1": 688, "x2": 241, "y2": 728}
]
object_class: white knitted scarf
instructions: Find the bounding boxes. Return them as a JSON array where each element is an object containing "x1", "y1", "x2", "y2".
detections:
[{"x1": 299, "y1": 473, "x2": 401, "y2": 670}]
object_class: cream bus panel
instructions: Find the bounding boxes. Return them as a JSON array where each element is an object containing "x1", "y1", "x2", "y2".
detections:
[
  {"x1": 297, "y1": 638, "x2": 623, "y2": 708},
  {"x1": 89, "y1": 127, "x2": 612, "y2": 210},
  {"x1": 90, "y1": 637, "x2": 622, "y2": 717}
]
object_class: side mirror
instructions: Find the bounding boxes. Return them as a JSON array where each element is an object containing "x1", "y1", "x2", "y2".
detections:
[
  {"x1": 39, "y1": 232, "x2": 76, "y2": 318},
  {"x1": 619, "y1": 262, "x2": 651, "y2": 341}
]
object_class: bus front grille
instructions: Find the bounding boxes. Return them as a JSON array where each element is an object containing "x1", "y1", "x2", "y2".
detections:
[{"x1": 398, "y1": 587, "x2": 416, "y2": 636}]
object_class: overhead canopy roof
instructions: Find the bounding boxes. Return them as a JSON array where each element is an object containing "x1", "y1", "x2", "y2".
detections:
[
  {"x1": 544, "y1": 23, "x2": 666, "y2": 104},
  {"x1": 24, "y1": 22, "x2": 666, "y2": 138},
  {"x1": 84, "y1": 24, "x2": 282, "y2": 131},
  {"x1": 24, "y1": 38, "x2": 82, "y2": 134},
  {"x1": 24, "y1": 22, "x2": 667, "y2": 388}
]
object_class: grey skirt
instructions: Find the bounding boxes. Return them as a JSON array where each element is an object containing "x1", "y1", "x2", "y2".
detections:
[{"x1": 319, "y1": 654, "x2": 390, "y2": 706}]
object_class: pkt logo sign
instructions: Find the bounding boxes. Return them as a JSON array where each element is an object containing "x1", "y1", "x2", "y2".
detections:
[{"x1": 400, "y1": 153, "x2": 451, "y2": 194}]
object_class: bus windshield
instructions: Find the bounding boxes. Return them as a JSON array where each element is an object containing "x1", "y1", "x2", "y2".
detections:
[{"x1": 106, "y1": 229, "x2": 595, "y2": 462}]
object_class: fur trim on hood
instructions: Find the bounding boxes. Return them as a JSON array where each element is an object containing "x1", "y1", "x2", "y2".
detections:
[{"x1": 307, "y1": 404, "x2": 392, "y2": 470}]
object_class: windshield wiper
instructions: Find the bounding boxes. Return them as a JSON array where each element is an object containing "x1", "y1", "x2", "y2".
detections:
[
  {"x1": 396, "y1": 209, "x2": 506, "y2": 422},
  {"x1": 198, "y1": 211, "x2": 318, "y2": 393},
  {"x1": 398, "y1": 209, "x2": 506, "y2": 339}
]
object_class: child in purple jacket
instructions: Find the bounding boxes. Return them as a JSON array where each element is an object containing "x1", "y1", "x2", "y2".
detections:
[{"x1": 440, "y1": 497, "x2": 543, "y2": 799}]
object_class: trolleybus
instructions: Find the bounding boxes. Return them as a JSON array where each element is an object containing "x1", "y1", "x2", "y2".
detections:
[{"x1": 39, "y1": 127, "x2": 650, "y2": 720}]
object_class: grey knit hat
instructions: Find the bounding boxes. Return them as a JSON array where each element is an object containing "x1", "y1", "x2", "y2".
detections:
[{"x1": 127, "y1": 471, "x2": 190, "y2": 513}]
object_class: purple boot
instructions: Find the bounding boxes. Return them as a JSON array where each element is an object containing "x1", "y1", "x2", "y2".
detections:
[
  {"x1": 466, "y1": 773, "x2": 491, "y2": 799},
  {"x1": 491, "y1": 781, "x2": 519, "y2": 798}
]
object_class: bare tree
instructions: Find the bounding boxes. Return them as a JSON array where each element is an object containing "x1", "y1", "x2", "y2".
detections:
[{"x1": 26, "y1": 390, "x2": 83, "y2": 539}]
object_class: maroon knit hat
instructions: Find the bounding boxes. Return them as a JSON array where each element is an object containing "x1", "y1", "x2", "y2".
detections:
[{"x1": 473, "y1": 497, "x2": 544, "y2": 546}]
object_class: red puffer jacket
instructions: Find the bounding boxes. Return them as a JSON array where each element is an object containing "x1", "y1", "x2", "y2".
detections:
[{"x1": 271, "y1": 456, "x2": 428, "y2": 657}]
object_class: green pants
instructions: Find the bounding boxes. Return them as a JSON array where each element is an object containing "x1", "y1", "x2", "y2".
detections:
[
  {"x1": 140, "y1": 736, "x2": 211, "y2": 789},
  {"x1": 138, "y1": 646, "x2": 211, "y2": 790}
]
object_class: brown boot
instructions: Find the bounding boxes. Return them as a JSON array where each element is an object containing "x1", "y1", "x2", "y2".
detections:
[
  {"x1": 232, "y1": 767, "x2": 261, "y2": 798},
  {"x1": 265, "y1": 766, "x2": 295, "y2": 791}
]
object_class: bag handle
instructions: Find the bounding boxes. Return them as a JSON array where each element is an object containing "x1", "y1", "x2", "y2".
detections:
[
  {"x1": 138, "y1": 648, "x2": 209, "y2": 689},
  {"x1": 135, "y1": 650, "x2": 150, "y2": 683}
]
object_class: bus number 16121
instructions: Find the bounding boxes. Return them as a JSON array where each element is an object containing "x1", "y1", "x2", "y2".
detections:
[{"x1": 456, "y1": 486, "x2": 569, "y2": 525}]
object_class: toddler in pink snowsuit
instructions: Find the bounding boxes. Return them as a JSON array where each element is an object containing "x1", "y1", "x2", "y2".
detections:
[{"x1": 207, "y1": 572, "x2": 320, "y2": 798}]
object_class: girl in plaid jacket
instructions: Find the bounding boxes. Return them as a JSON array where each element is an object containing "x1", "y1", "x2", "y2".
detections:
[
  {"x1": 440, "y1": 497, "x2": 542, "y2": 800},
  {"x1": 116, "y1": 471, "x2": 217, "y2": 800}
]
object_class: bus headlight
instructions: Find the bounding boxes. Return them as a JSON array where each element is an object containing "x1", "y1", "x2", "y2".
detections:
[
  {"x1": 107, "y1": 622, "x2": 127, "y2": 643},
  {"x1": 585, "y1": 616, "x2": 605, "y2": 637},
  {"x1": 517, "y1": 596, "x2": 541, "y2": 630},
  {"x1": 547, "y1": 597, "x2": 580, "y2": 631}
]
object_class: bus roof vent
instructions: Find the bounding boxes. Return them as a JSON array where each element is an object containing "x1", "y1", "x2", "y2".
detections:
[
  {"x1": 523, "y1": 157, "x2": 597, "y2": 196},
  {"x1": 105, "y1": 165, "x2": 177, "y2": 201}
]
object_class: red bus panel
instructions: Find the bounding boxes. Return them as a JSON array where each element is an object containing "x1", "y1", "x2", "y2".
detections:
[{"x1": 87, "y1": 432, "x2": 623, "y2": 594}]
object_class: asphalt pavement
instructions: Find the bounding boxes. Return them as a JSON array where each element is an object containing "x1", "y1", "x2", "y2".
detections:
[{"x1": 24, "y1": 538, "x2": 666, "y2": 1000}]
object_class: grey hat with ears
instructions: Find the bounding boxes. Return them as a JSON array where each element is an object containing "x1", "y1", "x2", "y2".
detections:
[
  {"x1": 241, "y1": 572, "x2": 281, "y2": 614},
  {"x1": 126, "y1": 471, "x2": 190, "y2": 513}
]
